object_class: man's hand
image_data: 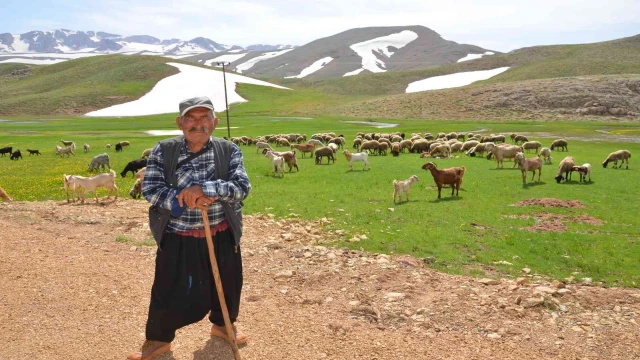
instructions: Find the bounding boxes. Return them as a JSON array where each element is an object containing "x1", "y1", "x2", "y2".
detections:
[
  {"x1": 194, "y1": 196, "x2": 219, "y2": 211},
  {"x1": 176, "y1": 185, "x2": 205, "y2": 209}
]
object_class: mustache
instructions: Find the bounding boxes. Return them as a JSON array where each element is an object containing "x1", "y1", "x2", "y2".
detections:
[{"x1": 188, "y1": 127, "x2": 207, "y2": 132}]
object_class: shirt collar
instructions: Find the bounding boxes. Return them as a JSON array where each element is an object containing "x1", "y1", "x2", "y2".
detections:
[{"x1": 182, "y1": 136, "x2": 213, "y2": 154}]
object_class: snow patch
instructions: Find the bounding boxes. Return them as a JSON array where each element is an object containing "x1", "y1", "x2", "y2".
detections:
[
  {"x1": 0, "y1": 58, "x2": 67, "y2": 65},
  {"x1": 349, "y1": 30, "x2": 418, "y2": 74},
  {"x1": 235, "y1": 49, "x2": 294, "y2": 73},
  {"x1": 204, "y1": 53, "x2": 248, "y2": 66},
  {"x1": 284, "y1": 57, "x2": 333, "y2": 78},
  {"x1": 11, "y1": 35, "x2": 30, "y2": 52},
  {"x1": 85, "y1": 62, "x2": 290, "y2": 117},
  {"x1": 343, "y1": 68, "x2": 364, "y2": 77},
  {"x1": 457, "y1": 51, "x2": 495, "y2": 63},
  {"x1": 406, "y1": 67, "x2": 510, "y2": 93},
  {"x1": 228, "y1": 49, "x2": 243, "y2": 53}
]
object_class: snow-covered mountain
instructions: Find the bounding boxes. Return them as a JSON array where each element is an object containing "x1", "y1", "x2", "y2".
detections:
[{"x1": 0, "y1": 29, "x2": 292, "y2": 57}]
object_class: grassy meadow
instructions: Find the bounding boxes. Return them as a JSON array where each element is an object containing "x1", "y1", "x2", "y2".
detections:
[{"x1": 1, "y1": 114, "x2": 639, "y2": 287}]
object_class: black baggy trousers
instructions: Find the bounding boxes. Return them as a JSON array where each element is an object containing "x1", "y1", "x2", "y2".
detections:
[{"x1": 145, "y1": 229, "x2": 243, "y2": 343}]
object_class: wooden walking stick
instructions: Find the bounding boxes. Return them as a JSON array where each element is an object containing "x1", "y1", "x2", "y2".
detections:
[{"x1": 201, "y1": 209, "x2": 242, "y2": 360}]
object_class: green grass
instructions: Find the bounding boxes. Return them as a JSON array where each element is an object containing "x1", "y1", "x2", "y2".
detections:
[{"x1": 1, "y1": 115, "x2": 639, "y2": 286}]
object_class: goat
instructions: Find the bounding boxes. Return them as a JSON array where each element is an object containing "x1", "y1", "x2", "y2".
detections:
[
  {"x1": 264, "y1": 150, "x2": 285, "y2": 177},
  {"x1": 120, "y1": 158, "x2": 147, "y2": 177},
  {"x1": 262, "y1": 149, "x2": 298, "y2": 172},
  {"x1": 60, "y1": 139, "x2": 74, "y2": 147},
  {"x1": 10, "y1": 150, "x2": 22, "y2": 160},
  {"x1": 129, "y1": 179, "x2": 143, "y2": 199},
  {"x1": 115, "y1": 143, "x2": 123, "y2": 152},
  {"x1": 393, "y1": 175, "x2": 419, "y2": 203},
  {"x1": 343, "y1": 150, "x2": 370, "y2": 171},
  {"x1": 0, "y1": 146, "x2": 12, "y2": 157},
  {"x1": 538, "y1": 147, "x2": 552, "y2": 163},
  {"x1": 135, "y1": 167, "x2": 146, "y2": 180},
  {"x1": 106, "y1": 144, "x2": 112, "y2": 149},
  {"x1": 571, "y1": 164, "x2": 592, "y2": 182},
  {"x1": 290, "y1": 143, "x2": 315, "y2": 158},
  {"x1": 422, "y1": 162, "x2": 465, "y2": 199},
  {"x1": 514, "y1": 152, "x2": 542, "y2": 184},
  {"x1": 26, "y1": 149, "x2": 41, "y2": 156},
  {"x1": 486, "y1": 143, "x2": 522, "y2": 168},
  {"x1": 255, "y1": 141, "x2": 273, "y2": 154},
  {"x1": 555, "y1": 156, "x2": 576, "y2": 183},
  {"x1": 66, "y1": 170, "x2": 118, "y2": 203},
  {"x1": 56, "y1": 145, "x2": 75, "y2": 157},
  {"x1": 602, "y1": 150, "x2": 631, "y2": 169},
  {"x1": 63, "y1": 174, "x2": 81, "y2": 203},
  {"x1": 0, "y1": 187, "x2": 12, "y2": 202}
]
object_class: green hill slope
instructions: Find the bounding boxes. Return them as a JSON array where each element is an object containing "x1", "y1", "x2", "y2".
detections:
[{"x1": 0, "y1": 55, "x2": 179, "y2": 116}]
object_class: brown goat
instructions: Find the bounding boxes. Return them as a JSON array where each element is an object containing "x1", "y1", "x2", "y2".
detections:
[
  {"x1": 0, "y1": 186, "x2": 12, "y2": 202},
  {"x1": 263, "y1": 148, "x2": 299, "y2": 172},
  {"x1": 290, "y1": 143, "x2": 316, "y2": 158},
  {"x1": 421, "y1": 162, "x2": 466, "y2": 199}
]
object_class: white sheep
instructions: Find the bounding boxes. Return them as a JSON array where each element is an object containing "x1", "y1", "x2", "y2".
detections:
[
  {"x1": 571, "y1": 163, "x2": 592, "y2": 182},
  {"x1": 342, "y1": 150, "x2": 370, "y2": 171},
  {"x1": 393, "y1": 175, "x2": 419, "y2": 203},
  {"x1": 83, "y1": 143, "x2": 90, "y2": 153},
  {"x1": 602, "y1": 150, "x2": 631, "y2": 169},
  {"x1": 264, "y1": 150, "x2": 285, "y2": 177},
  {"x1": 538, "y1": 147, "x2": 552, "y2": 163}
]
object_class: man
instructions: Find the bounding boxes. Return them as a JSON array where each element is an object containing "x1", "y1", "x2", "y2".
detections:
[{"x1": 127, "y1": 97, "x2": 251, "y2": 360}]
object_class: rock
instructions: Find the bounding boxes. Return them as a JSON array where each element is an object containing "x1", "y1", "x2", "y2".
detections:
[
  {"x1": 487, "y1": 333, "x2": 501, "y2": 339},
  {"x1": 522, "y1": 268, "x2": 531, "y2": 274},
  {"x1": 386, "y1": 292, "x2": 405, "y2": 302},
  {"x1": 572, "y1": 326, "x2": 584, "y2": 332},
  {"x1": 349, "y1": 237, "x2": 361, "y2": 243},
  {"x1": 582, "y1": 277, "x2": 593, "y2": 285},
  {"x1": 416, "y1": 308, "x2": 427, "y2": 315},
  {"x1": 129, "y1": 246, "x2": 137, "y2": 251},
  {"x1": 556, "y1": 288, "x2": 571, "y2": 296},
  {"x1": 327, "y1": 252, "x2": 337, "y2": 260},
  {"x1": 535, "y1": 286, "x2": 557, "y2": 295},
  {"x1": 303, "y1": 251, "x2": 312, "y2": 258},
  {"x1": 515, "y1": 296, "x2": 522, "y2": 305},
  {"x1": 359, "y1": 234, "x2": 368, "y2": 240},
  {"x1": 377, "y1": 258, "x2": 390, "y2": 264},
  {"x1": 349, "y1": 300, "x2": 361, "y2": 307},
  {"x1": 516, "y1": 278, "x2": 530, "y2": 286},
  {"x1": 614, "y1": 305, "x2": 621, "y2": 312},
  {"x1": 494, "y1": 260, "x2": 513, "y2": 266},
  {"x1": 387, "y1": 208, "x2": 395, "y2": 212},
  {"x1": 274, "y1": 270, "x2": 294, "y2": 280},
  {"x1": 523, "y1": 297, "x2": 544, "y2": 308},
  {"x1": 479, "y1": 278, "x2": 501, "y2": 285},
  {"x1": 552, "y1": 280, "x2": 566, "y2": 289},
  {"x1": 325, "y1": 297, "x2": 333, "y2": 303},
  {"x1": 281, "y1": 233, "x2": 293, "y2": 241},
  {"x1": 508, "y1": 285, "x2": 519, "y2": 292}
]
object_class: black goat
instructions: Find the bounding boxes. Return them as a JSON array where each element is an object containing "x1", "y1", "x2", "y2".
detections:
[
  {"x1": 27, "y1": 149, "x2": 41, "y2": 155},
  {"x1": 115, "y1": 143, "x2": 123, "y2": 152},
  {"x1": 10, "y1": 150, "x2": 22, "y2": 160},
  {"x1": 120, "y1": 158, "x2": 147, "y2": 177},
  {"x1": 0, "y1": 146, "x2": 12, "y2": 157}
]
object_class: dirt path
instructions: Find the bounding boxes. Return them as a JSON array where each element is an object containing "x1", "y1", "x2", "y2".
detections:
[{"x1": 1, "y1": 200, "x2": 639, "y2": 360}]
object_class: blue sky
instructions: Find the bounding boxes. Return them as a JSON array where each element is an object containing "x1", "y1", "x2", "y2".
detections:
[{"x1": 3, "y1": 0, "x2": 640, "y2": 51}]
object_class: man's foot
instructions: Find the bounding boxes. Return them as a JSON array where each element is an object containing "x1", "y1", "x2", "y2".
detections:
[
  {"x1": 126, "y1": 340, "x2": 171, "y2": 360},
  {"x1": 210, "y1": 324, "x2": 248, "y2": 344}
]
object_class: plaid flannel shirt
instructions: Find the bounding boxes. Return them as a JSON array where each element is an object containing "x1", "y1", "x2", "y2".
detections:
[{"x1": 142, "y1": 136, "x2": 251, "y2": 233}]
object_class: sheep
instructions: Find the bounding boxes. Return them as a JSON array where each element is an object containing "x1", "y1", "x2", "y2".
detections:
[
  {"x1": 120, "y1": 158, "x2": 147, "y2": 177},
  {"x1": 277, "y1": 138, "x2": 290, "y2": 147},
  {"x1": 328, "y1": 137, "x2": 345, "y2": 148},
  {"x1": 314, "y1": 146, "x2": 335, "y2": 164},
  {"x1": 106, "y1": 144, "x2": 112, "y2": 150},
  {"x1": 538, "y1": 147, "x2": 552, "y2": 163},
  {"x1": 390, "y1": 135, "x2": 403, "y2": 143},
  {"x1": 55, "y1": 145, "x2": 75, "y2": 157},
  {"x1": 571, "y1": 164, "x2": 592, "y2": 182},
  {"x1": 513, "y1": 135, "x2": 529, "y2": 145},
  {"x1": 555, "y1": 156, "x2": 576, "y2": 183},
  {"x1": 141, "y1": 148, "x2": 153, "y2": 159},
  {"x1": 135, "y1": 167, "x2": 146, "y2": 180},
  {"x1": 83, "y1": 143, "x2": 90, "y2": 153},
  {"x1": 66, "y1": 170, "x2": 118, "y2": 203},
  {"x1": 421, "y1": 162, "x2": 466, "y2": 199},
  {"x1": 486, "y1": 143, "x2": 523, "y2": 168},
  {"x1": 88, "y1": 153, "x2": 111, "y2": 172},
  {"x1": 328, "y1": 143, "x2": 340, "y2": 154},
  {"x1": 115, "y1": 143, "x2": 123, "y2": 152},
  {"x1": 410, "y1": 139, "x2": 431, "y2": 153},
  {"x1": 353, "y1": 138, "x2": 362, "y2": 149},
  {"x1": 393, "y1": 175, "x2": 419, "y2": 203},
  {"x1": 264, "y1": 151, "x2": 285, "y2": 177},
  {"x1": 467, "y1": 142, "x2": 493, "y2": 157},
  {"x1": 10, "y1": 150, "x2": 22, "y2": 160},
  {"x1": 391, "y1": 143, "x2": 401, "y2": 157},
  {"x1": 510, "y1": 133, "x2": 517, "y2": 143},
  {"x1": 343, "y1": 150, "x2": 370, "y2": 171},
  {"x1": 255, "y1": 141, "x2": 273, "y2": 154},
  {"x1": 60, "y1": 139, "x2": 74, "y2": 147},
  {"x1": 119, "y1": 140, "x2": 131, "y2": 148},
  {"x1": 308, "y1": 139, "x2": 324, "y2": 148},
  {"x1": 450, "y1": 142, "x2": 464, "y2": 153},
  {"x1": 129, "y1": 179, "x2": 143, "y2": 199},
  {"x1": 399, "y1": 139, "x2": 413, "y2": 153},
  {"x1": 429, "y1": 144, "x2": 451, "y2": 158},
  {"x1": 26, "y1": 149, "x2": 41, "y2": 156},
  {"x1": 377, "y1": 142, "x2": 389, "y2": 156},
  {"x1": 492, "y1": 135, "x2": 506, "y2": 143},
  {"x1": 0, "y1": 146, "x2": 12, "y2": 156},
  {"x1": 461, "y1": 140, "x2": 480, "y2": 152},
  {"x1": 0, "y1": 187, "x2": 12, "y2": 202},
  {"x1": 522, "y1": 141, "x2": 542, "y2": 153},
  {"x1": 514, "y1": 152, "x2": 543, "y2": 184},
  {"x1": 262, "y1": 149, "x2": 298, "y2": 172},
  {"x1": 550, "y1": 139, "x2": 568, "y2": 152},
  {"x1": 359, "y1": 140, "x2": 380, "y2": 155},
  {"x1": 290, "y1": 143, "x2": 316, "y2": 158},
  {"x1": 602, "y1": 150, "x2": 631, "y2": 169}
]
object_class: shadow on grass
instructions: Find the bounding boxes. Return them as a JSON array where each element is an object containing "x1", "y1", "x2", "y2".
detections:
[
  {"x1": 488, "y1": 167, "x2": 519, "y2": 171},
  {"x1": 428, "y1": 196, "x2": 463, "y2": 203},
  {"x1": 344, "y1": 168, "x2": 372, "y2": 173},
  {"x1": 522, "y1": 181, "x2": 546, "y2": 189}
]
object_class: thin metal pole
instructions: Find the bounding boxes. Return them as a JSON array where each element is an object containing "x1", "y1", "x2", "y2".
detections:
[{"x1": 220, "y1": 62, "x2": 231, "y2": 139}]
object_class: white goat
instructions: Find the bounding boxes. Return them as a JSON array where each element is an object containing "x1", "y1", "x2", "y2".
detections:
[
  {"x1": 342, "y1": 150, "x2": 370, "y2": 171},
  {"x1": 393, "y1": 175, "x2": 419, "y2": 203},
  {"x1": 256, "y1": 141, "x2": 273, "y2": 154},
  {"x1": 538, "y1": 147, "x2": 552, "y2": 163},
  {"x1": 264, "y1": 150, "x2": 285, "y2": 177},
  {"x1": 66, "y1": 169, "x2": 118, "y2": 203},
  {"x1": 56, "y1": 145, "x2": 75, "y2": 157}
]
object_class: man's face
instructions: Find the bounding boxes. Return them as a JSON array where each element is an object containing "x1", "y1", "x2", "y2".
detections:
[{"x1": 176, "y1": 107, "x2": 218, "y2": 146}]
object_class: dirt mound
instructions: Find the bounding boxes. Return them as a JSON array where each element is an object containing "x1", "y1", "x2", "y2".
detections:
[
  {"x1": 522, "y1": 213, "x2": 568, "y2": 232},
  {"x1": 0, "y1": 200, "x2": 638, "y2": 359},
  {"x1": 513, "y1": 198, "x2": 585, "y2": 208}
]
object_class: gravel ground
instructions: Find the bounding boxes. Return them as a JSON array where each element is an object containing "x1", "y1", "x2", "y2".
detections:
[{"x1": 0, "y1": 199, "x2": 639, "y2": 360}]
